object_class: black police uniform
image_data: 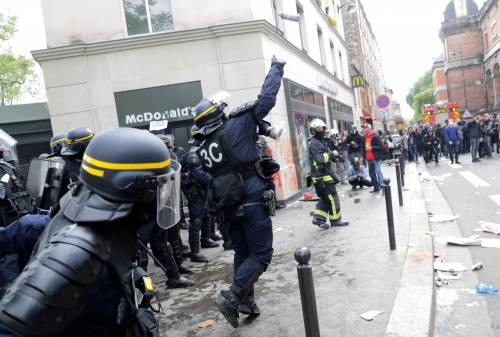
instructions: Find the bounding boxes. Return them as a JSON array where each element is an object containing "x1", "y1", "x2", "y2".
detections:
[
  {"x1": 182, "y1": 148, "x2": 218, "y2": 261},
  {"x1": 137, "y1": 204, "x2": 194, "y2": 288},
  {"x1": 309, "y1": 133, "x2": 346, "y2": 228},
  {"x1": 0, "y1": 215, "x2": 51, "y2": 297},
  {"x1": 195, "y1": 60, "x2": 285, "y2": 328},
  {"x1": 0, "y1": 128, "x2": 174, "y2": 337},
  {"x1": 59, "y1": 128, "x2": 94, "y2": 199}
]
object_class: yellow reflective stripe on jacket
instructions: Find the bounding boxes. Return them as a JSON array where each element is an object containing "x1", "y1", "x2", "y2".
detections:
[
  {"x1": 312, "y1": 175, "x2": 334, "y2": 183},
  {"x1": 323, "y1": 152, "x2": 329, "y2": 163}
]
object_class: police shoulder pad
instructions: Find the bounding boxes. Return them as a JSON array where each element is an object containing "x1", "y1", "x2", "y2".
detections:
[{"x1": 229, "y1": 100, "x2": 258, "y2": 119}]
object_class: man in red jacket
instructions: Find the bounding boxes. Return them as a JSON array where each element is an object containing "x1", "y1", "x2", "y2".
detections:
[{"x1": 362, "y1": 124, "x2": 385, "y2": 193}]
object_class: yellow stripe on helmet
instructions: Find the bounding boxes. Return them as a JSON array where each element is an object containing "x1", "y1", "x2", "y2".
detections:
[
  {"x1": 50, "y1": 138, "x2": 67, "y2": 147},
  {"x1": 82, "y1": 163, "x2": 104, "y2": 177},
  {"x1": 193, "y1": 104, "x2": 216, "y2": 122},
  {"x1": 83, "y1": 154, "x2": 171, "y2": 170},
  {"x1": 67, "y1": 134, "x2": 94, "y2": 144}
]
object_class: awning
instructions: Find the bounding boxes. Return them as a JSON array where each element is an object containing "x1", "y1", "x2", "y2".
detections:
[{"x1": 362, "y1": 110, "x2": 374, "y2": 120}]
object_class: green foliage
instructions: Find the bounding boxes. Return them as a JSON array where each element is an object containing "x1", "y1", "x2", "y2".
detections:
[
  {"x1": 0, "y1": 13, "x2": 16, "y2": 42},
  {"x1": 0, "y1": 53, "x2": 33, "y2": 105},
  {"x1": 0, "y1": 13, "x2": 34, "y2": 105},
  {"x1": 406, "y1": 70, "x2": 434, "y2": 121}
]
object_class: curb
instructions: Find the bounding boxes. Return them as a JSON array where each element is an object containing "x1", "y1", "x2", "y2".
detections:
[{"x1": 384, "y1": 163, "x2": 435, "y2": 337}]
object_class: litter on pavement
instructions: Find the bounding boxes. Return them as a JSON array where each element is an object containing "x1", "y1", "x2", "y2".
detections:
[
  {"x1": 196, "y1": 319, "x2": 216, "y2": 328},
  {"x1": 360, "y1": 310, "x2": 383, "y2": 321},
  {"x1": 436, "y1": 271, "x2": 463, "y2": 281},
  {"x1": 434, "y1": 261, "x2": 467, "y2": 272},
  {"x1": 471, "y1": 262, "x2": 483, "y2": 271},
  {"x1": 480, "y1": 239, "x2": 500, "y2": 248},
  {"x1": 475, "y1": 283, "x2": 498, "y2": 295},
  {"x1": 479, "y1": 222, "x2": 500, "y2": 235},
  {"x1": 429, "y1": 214, "x2": 460, "y2": 223},
  {"x1": 446, "y1": 235, "x2": 481, "y2": 246},
  {"x1": 273, "y1": 227, "x2": 283, "y2": 233}
]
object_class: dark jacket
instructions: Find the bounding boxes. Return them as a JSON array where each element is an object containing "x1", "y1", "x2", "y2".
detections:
[
  {"x1": 345, "y1": 132, "x2": 364, "y2": 154},
  {"x1": 308, "y1": 136, "x2": 335, "y2": 183},
  {"x1": 467, "y1": 120, "x2": 481, "y2": 138},
  {"x1": 363, "y1": 131, "x2": 384, "y2": 161}
]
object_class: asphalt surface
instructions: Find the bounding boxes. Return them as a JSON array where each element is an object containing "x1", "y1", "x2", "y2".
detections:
[
  {"x1": 424, "y1": 152, "x2": 500, "y2": 335},
  {"x1": 147, "y1": 166, "x2": 415, "y2": 337}
]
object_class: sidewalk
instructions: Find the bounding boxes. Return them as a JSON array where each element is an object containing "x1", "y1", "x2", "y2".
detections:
[{"x1": 149, "y1": 163, "x2": 434, "y2": 337}]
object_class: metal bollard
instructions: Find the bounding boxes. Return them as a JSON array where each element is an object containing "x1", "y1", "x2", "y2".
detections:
[
  {"x1": 399, "y1": 155, "x2": 405, "y2": 186},
  {"x1": 395, "y1": 162, "x2": 404, "y2": 206},
  {"x1": 295, "y1": 247, "x2": 321, "y2": 337},
  {"x1": 383, "y1": 179, "x2": 397, "y2": 250}
]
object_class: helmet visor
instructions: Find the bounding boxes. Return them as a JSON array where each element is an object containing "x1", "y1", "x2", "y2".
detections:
[{"x1": 157, "y1": 160, "x2": 182, "y2": 229}]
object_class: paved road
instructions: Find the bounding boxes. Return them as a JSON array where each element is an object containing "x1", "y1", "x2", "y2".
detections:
[
  {"x1": 150, "y1": 166, "x2": 414, "y2": 337},
  {"x1": 425, "y1": 153, "x2": 500, "y2": 334}
]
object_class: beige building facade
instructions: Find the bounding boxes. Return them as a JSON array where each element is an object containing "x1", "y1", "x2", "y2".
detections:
[{"x1": 33, "y1": 0, "x2": 356, "y2": 200}]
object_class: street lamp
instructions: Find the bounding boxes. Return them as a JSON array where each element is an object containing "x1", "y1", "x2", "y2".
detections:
[
  {"x1": 279, "y1": 12, "x2": 301, "y2": 22},
  {"x1": 337, "y1": 2, "x2": 357, "y2": 14}
]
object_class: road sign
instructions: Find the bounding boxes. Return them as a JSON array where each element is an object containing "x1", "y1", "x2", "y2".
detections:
[{"x1": 376, "y1": 95, "x2": 391, "y2": 109}]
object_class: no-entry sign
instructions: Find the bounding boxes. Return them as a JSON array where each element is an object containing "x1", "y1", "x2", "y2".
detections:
[{"x1": 376, "y1": 95, "x2": 391, "y2": 109}]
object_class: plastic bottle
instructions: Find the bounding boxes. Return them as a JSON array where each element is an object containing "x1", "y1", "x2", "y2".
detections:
[{"x1": 475, "y1": 283, "x2": 498, "y2": 294}]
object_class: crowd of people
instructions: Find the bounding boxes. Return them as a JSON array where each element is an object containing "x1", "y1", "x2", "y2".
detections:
[{"x1": 306, "y1": 112, "x2": 499, "y2": 232}]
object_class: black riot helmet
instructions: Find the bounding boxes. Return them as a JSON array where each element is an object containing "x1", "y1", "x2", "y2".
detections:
[
  {"x1": 80, "y1": 128, "x2": 182, "y2": 228},
  {"x1": 157, "y1": 134, "x2": 175, "y2": 150},
  {"x1": 193, "y1": 91, "x2": 229, "y2": 136},
  {"x1": 62, "y1": 127, "x2": 94, "y2": 157},
  {"x1": 49, "y1": 133, "x2": 66, "y2": 155}
]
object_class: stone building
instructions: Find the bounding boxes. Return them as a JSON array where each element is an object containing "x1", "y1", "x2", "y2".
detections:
[{"x1": 32, "y1": 0, "x2": 357, "y2": 200}]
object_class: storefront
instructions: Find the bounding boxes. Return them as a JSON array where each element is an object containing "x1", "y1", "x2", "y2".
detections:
[
  {"x1": 326, "y1": 97, "x2": 354, "y2": 133},
  {"x1": 283, "y1": 79, "x2": 327, "y2": 189},
  {"x1": 114, "y1": 81, "x2": 203, "y2": 148}
]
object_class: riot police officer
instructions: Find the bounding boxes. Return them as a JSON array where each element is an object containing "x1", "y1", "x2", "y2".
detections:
[
  {"x1": 177, "y1": 128, "x2": 213, "y2": 263},
  {"x1": 308, "y1": 118, "x2": 349, "y2": 229},
  {"x1": 38, "y1": 133, "x2": 66, "y2": 159},
  {"x1": 193, "y1": 56, "x2": 285, "y2": 328},
  {"x1": 0, "y1": 127, "x2": 180, "y2": 337},
  {"x1": 59, "y1": 127, "x2": 94, "y2": 198}
]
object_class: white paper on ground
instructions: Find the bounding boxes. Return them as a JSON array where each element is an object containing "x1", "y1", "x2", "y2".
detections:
[
  {"x1": 480, "y1": 222, "x2": 500, "y2": 235},
  {"x1": 430, "y1": 214, "x2": 460, "y2": 223},
  {"x1": 360, "y1": 310, "x2": 383, "y2": 321},
  {"x1": 434, "y1": 262, "x2": 467, "y2": 272},
  {"x1": 436, "y1": 271, "x2": 463, "y2": 281},
  {"x1": 446, "y1": 235, "x2": 481, "y2": 246},
  {"x1": 480, "y1": 239, "x2": 500, "y2": 248}
]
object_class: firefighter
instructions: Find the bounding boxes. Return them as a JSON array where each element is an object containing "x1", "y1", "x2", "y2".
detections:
[{"x1": 308, "y1": 119, "x2": 349, "y2": 229}]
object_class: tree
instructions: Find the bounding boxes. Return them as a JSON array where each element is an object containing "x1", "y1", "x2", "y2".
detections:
[
  {"x1": 406, "y1": 70, "x2": 434, "y2": 122},
  {"x1": 0, "y1": 13, "x2": 34, "y2": 105}
]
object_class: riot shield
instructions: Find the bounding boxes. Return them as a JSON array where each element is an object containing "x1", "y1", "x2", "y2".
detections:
[
  {"x1": 26, "y1": 158, "x2": 64, "y2": 210},
  {"x1": 0, "y1": 129, "x2": 19, "y2": 166}
]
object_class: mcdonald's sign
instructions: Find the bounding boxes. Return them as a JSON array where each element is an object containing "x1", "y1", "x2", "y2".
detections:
[{"x1": 351, "y1": 75, "x2": 365, "y2": 88}]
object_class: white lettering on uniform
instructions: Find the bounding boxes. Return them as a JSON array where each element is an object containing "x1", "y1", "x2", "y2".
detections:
[{"x1": 209, "y1": 143, "x2": 223, "y2": 163}]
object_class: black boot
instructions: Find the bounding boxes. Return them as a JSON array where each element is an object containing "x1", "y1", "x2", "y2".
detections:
[
  {"x1": 178, "y1": 265, "x2": 194, "y2": 274},
  {"x1": 331, "y1": 218, "x2": 349, "y2": 227},
  {"x1": 211, "y1": 232, "x2": 223, "y2": 241},
  {"x1": 166, "y1": 276, "x2": 195, "y2": 288},
  {"x1": 201, "y1": 238, "x2": 219, "y2": 248},
  {"x1": 239, "y1": 296, "x2": 260, "y2": 315},
  {"x1": 216, "y1": 288, "x2": 241, "y2": 328},
  {"x1": 223, "y1": 241, "x2": 234, "y2": 251},
  {"x1": 191, "y1": 253, "x2": 209, "y2": 263}
]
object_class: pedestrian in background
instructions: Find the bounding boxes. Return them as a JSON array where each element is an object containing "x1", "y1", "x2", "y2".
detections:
[
  {"x1": 492, "y1": 114, "x2": 499, "y2": 155},
  {"x1": 345, "y1": 126, "x2": 364, "y2": 165},
  {"x1": 362, "y1": 124, "x2": 384, "y2": 193},
  {"x1": 347, "y1": 157, "x2": 373, "y2": 190},
  {"x1": 467, "y1": 116, "x2": 481, "y2": 162},
  {"x1": 445, "y1": 121, "x2": 461, "y2": 164}
]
